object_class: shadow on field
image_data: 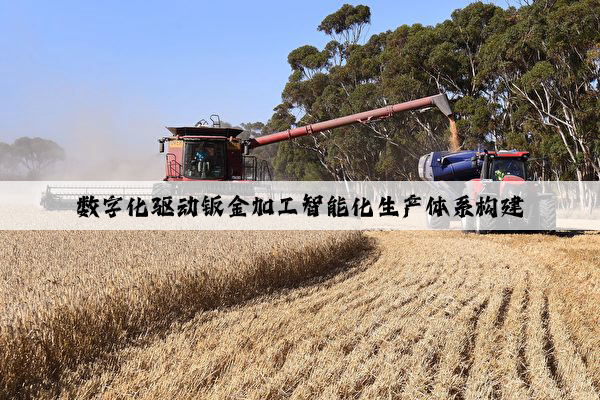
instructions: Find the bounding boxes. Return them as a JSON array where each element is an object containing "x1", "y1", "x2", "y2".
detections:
[
  {"x1": 462, "y1": 230, "x2": 597, "y2": 238},
  {"x1": 362, "y1": 226, "x2": 403, "y2": 232},
  {"x1": 244, "y1": 236, "x2": 382, "y2": 314},
  {"x1": 492, "y1": 228, "x2": 600, "y2": 238},
  {"x1": 556, "y1": 228, "x2": 600, "y2": 238},
  {"x1": 264, "y1": 235, "x2": 379, "y2": 295}
]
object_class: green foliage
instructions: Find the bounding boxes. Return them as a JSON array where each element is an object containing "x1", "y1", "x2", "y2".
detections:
[
  {"x1": 273, "y1": 142, "x2": 330, "y2": 181},
  {"x1": 521, "y1": 61, "x2": 554, "y2": 90},
  {"x1": 302, "y1": 163, "x2": 330, "y2": 180},
  {"x1": 454, "y1": 96, "x2": 496, "y2": 147},
  {"x1": 318, "y1": 4, "x2": 371, "y2": 45},
  {"x1": 263, "y1": 1, "x2": 600, "y2": 181},
  {"x1": 287, "y1": 46, "x2": 329, "y2": 78}
]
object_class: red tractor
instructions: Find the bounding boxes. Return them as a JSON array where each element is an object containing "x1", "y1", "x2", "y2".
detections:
[{"x1": 418, "y1": 149, "x2": 556, "y2": 231}]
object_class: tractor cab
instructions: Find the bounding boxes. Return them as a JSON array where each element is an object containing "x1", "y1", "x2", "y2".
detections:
[
  {"x1": 418, "y1": 148, "x2": 554, "y2": 231},
  {"x1": 475, "y1": 150, "x2": 529, "y2": 181}
]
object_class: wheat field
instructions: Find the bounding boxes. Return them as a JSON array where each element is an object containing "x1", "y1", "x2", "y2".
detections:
[
  {"x1": 1, "y1": 230, "x2": 599, "y2": 399},
  {"x1": 0, "y1": 231, "x2": 365, "y2": 399}
]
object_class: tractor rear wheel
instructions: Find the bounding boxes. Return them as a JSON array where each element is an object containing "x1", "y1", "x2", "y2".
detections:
[
  {"x1": 425, "y1": 190, "x2": 453, "y2": 229},
  {"x1": 475, "y1": 213, "x2": 497, "y2": 234},
  {"x1": 538, "y1": 197, "x2": 556, "y2": 232},
  {"x1": 460, "y1": 188, "x2": 475, "y2": 233}
]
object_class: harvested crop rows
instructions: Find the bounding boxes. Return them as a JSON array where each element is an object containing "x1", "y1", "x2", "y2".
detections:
[{"x1": 1, "y1": 231, "x2": 599, "y2": 399}]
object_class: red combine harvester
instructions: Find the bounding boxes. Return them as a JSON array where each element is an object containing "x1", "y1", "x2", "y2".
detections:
[{"x1": 40, "y1": 94, "x2": 452, "y2": 210}]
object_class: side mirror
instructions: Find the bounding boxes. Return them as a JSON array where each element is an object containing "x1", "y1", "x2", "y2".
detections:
[
  {"x1": 159, "y1": 141, "x2": 165, "y2": 153},
  {"x1": 471, "y1": 156, "x2": 477, "y2": 169}
]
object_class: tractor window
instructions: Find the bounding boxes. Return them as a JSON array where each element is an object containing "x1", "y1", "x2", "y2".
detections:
[
  {"x1": 491, "y1": 158, "x2": 525, "y2": 181},
  {"x1": 183, "y1": 141, "x2": 226, "y2": 180}
]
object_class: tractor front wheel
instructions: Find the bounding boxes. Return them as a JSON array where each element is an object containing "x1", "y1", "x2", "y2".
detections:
[
  {"x1": 475, "y1": 213, "x2": 497, "y2": 234},
  {"x1": 425, "y1": 190, "x2": 453, "y2": 229},
  {"x1": 538, "y1": 197, "x2": 556, "y2": 232}
]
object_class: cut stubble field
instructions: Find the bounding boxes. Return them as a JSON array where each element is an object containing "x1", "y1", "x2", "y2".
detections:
[
  {"x1": 1, "y1": 230, "x2": 599, "y2": 399},
  {"x1": 0, "y1": 231, "x2": 366, "y2": 399}
]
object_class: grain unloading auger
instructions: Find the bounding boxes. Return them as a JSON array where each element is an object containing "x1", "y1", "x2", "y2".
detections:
[{"x1": 41, "y1": 94, "x2": 455, "y2": 209}]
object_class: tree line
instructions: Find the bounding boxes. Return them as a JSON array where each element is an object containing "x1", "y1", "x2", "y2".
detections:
[
  {"x1": 0, "y1": 137, "x2": 65, "y2": 180},
  {"x1": 245, "y1": 1, "x2": 599, "y2": 181}
]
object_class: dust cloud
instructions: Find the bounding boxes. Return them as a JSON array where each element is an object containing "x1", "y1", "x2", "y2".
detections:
[{"x1": 0, "y1": 104, "x2": 170, "y2": 204}]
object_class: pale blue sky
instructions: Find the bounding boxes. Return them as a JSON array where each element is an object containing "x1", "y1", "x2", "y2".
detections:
[{"x1": 0, "y1": 1, "x2": 500, "y2": 153}]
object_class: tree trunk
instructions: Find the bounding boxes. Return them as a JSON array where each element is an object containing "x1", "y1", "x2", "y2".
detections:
[
  {"x1": 542, "y1": 158, "x2": 546, "y2": 193},
  {"x1": 585, "y1": 166, "x2": 594, "y2": 214},
  {"x1": 576, "y1": 169, "x2": 586, "y2": 209},
  {"x1": 342, "y1": 172, "x2": 350, "y2": 193},
  {"x1": 554, "y1": 169, "x2": 566, "y2": 209}
]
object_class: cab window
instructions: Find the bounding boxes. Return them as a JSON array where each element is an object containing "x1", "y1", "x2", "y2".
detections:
[
  {"x1": 491, "y1": 158, "x2": 525, "y2": 180},
  {"x1": 183, "y1": 141, "x2": 226, "y2": 179}
]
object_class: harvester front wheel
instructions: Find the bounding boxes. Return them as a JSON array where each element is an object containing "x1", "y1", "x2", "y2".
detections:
[
  {"x1": 425, "y1": 190, "x2": 453, "y2": 229},
  {"x1": 475, "y1": 213, "x2": 497, "y2": 234},
  {"x1": 460, "y1": 188, "x2": 475, "y2": 233},
  {"x1": 538, "y1": 197, "x2": 556, "y2": 235}
]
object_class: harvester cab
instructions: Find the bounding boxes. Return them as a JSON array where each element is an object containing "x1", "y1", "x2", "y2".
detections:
[
  {"x1": 419, "y1": 150, "x2": 556, "y2": 234},
  {"x1": 158, "y1": 119, "x2": 270, "y2": 181}
]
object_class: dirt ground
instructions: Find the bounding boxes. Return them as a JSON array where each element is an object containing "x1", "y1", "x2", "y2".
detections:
[{"x1": 47, "y1": 231, "x2": 600, "y2": 400}]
